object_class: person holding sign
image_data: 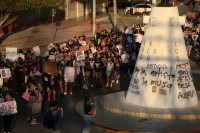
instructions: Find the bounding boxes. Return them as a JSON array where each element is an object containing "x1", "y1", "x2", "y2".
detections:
[
  {"x1": 27, "y1": 80, "x2": 39, "y2": 125},
  {"x1": 2, "y1": 90, "x2": 15, "y2": 133}
]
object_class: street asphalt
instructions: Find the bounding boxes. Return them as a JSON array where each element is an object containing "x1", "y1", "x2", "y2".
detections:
[{"x1": 0, "y1": 4, "x2": 200, "y2": 133}]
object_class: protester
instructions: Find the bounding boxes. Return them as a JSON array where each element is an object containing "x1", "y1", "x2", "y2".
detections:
[
  {"x1": 82, "y1": 96, "x2": 96, "y2": 133},
  {"x1": 27, "y1": 80, "x2": 39, "y2": 124},
  {"x1": 2, "y1": 90, "x2": 15, "y2": 133},
  {"x1": 105, "y1": 58, "x2": 114, "y2": 87}
]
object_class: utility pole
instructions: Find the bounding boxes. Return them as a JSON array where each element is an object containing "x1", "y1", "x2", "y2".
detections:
[
  {"x1": 92, "y1": 0, "x2": 96, "y2": 36},
  {"x1": 52, "y1": 8, "x2": 56, "y2": 42},
  {"x1": 113, "y1": 0, "x2": 117, "y2": 31}
]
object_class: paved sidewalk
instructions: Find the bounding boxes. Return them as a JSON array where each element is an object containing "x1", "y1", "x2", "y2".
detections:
[{"x1": 76, "y1": 95, "x2": 200, "y2": 132}]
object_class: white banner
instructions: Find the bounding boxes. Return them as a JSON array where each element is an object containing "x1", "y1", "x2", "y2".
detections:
[
  {"x1": 76, "y1": 50, "x2": 85, "y2": 61},
  {"x1": 33, "y1": 46, "x2": 41, "y2": 56},
  {"x1": 0, "y1": 101, "x2": 17, "y2": 116},
  {"x1": 64, "y1": 67, "x2": 75, "y2": 81},
  {"x1": 6, "y1": 47, "x2": 17, "y2": 61},
  {"x1": 0, "y1": 68, "x2": 11, "y2": 78}
]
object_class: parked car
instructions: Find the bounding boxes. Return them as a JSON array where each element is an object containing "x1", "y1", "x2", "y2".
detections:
[{"x1": 124, "y1": 3, "x2": 152, "y2": 15}]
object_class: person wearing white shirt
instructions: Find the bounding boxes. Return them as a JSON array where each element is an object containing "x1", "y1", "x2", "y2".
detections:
[{"x1": 121, "y1": 50, "x2": 130, "y2": 77}]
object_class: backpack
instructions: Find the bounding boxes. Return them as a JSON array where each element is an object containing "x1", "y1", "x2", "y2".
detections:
[{"x1": 43, "y1": 108, "x2": 56, "y2": 129}]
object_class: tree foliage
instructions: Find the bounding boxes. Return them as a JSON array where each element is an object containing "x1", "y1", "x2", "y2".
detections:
[{"x1": 0, "y1": 0, "x2": 62, "y2": 28}]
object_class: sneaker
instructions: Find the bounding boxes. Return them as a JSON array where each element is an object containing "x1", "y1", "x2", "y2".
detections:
[
  {"x1": 91, "y1": 84, "x2": 94, "y2": 87},
  {"x1": 110, "y1": 83, "x2": 112, "y2": 87},
  {"x1": 85, "y1": 86, "x2": 88, "y2": 90},
  {"x1": 112, "y1": 80, "x2": 115, "y2": 83},
  {"x1": 27, "y1": 116, "x2": 31, "y2": 120},
  {"x1": 116, "y1": 80, "x2": 119, "y2": 83},
  {"x1": 106, "y1": 83, "x2": 109, "y2": 87},
  {"x1": 70, "y1": 92, "x2": 72, "y2": 95},
  {"x1": 64, "y1": 92, "x2": 67, "y2": 95},
  {"x1": 31, "y1": 119, "x2": 37, "y2": 125}
]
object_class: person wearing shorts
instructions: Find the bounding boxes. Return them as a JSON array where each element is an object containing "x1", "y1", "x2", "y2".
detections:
[
  {"x1": 105, "y1": 58, "x2": 114, "y2": 87},
  {"x1": 27, "y1": 80, "x2": 39, "y2": 124},
  {"x1": 185, "y1": 34, "x2": 193, "y2": 58},
  {"x1": 64, "y1": 61, "x2": 74, "y2": 95},
  {"x1": 43, "y1": 72, "x2": 57, "y2": 103}
]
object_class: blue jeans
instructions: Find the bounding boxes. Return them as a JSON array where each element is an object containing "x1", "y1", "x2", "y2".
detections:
[
  {"x1": 122, "y1": 63, "x2": 129, "y2": 75},
  {"x1": 82, "y1": 114, "x2": 91, "y2": 133},
  {"x1": 53, "y1": 123, "x2": 61, "y2": 133}
]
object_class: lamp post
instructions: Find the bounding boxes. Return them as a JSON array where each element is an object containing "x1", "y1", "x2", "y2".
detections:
[
  {"x1": 92, "y1": 0, "x2": 96, "y2": 36},
  {"x1": 113, "y1": 0, "x2": 117, "y2": 31},
  {"x1": 52, "y1": 8, "x2": 56, "y2": 42}
]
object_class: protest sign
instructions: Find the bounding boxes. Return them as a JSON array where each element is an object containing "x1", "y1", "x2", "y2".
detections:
[
  {"x1": 79, "y1": 45, "x2": 89, "y2": 51},
  {"x1": 42, "y1": 60, "x2": 58, "y2": 74},
  {"x1": 56, "y1": 54, "x2": 63, "y2": 61},
  {"x1": 91, "y1": 48, "x2": 96, "y2": 53},
  {"x1": 32, "y1": 102, "x2": 42, "y2": 114},
  {"x1": 33, "y1": 46, "x2": 41, "y2": 56},
  {"x1": 179, "y1": 16, "x2": 186, "y2": 25},
  {"x1": 48, "y1": 55, "x2": 55, "y2": 60},
  {"x1": 47, "y1": 43, "x2": 55, "y2": 50},
  {"x1": 187, "y1": 12, "x2": 195, "y2": 19},
  {"x1": 125, "y1": 29, "x2": 133, "y2": 34},
  {"x1": 185, "y1": 22, "x2": 193, "y2": 28},
  {"x1": 0, "y1": 101, "x2": 17, "y2": 116},
  {"x1": 76, "y1": 50, "x2": 85, "y2": 61},
  {"x1": 6, "y1": 47, "x2": 17, "y2": 61},
  {"x1": 64, "y1": 67, "x2": 75, "y2": 81},
  {"x1": 0, "y1": 68, "x2": 11, "y2": 78},
  {"x1": 89, "y1": 53, "x2": 93, "y2": 58},
  {"x1": 22, "y1": 90, "x2": 30, "y2": 101},
  {"x1": 17, "y1": 53, "x2": 25, "y2": 60},
  {"x1": 65, "y1": 55, "x2": 71, "y2": 61}
]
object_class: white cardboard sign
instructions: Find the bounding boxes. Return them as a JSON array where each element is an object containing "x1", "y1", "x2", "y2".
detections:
[
  {"x1": 6, "y1": 47, "x2": 17, "y2": 61},
  {"x1": 0, "y1": 101, "x2": 17, "y2": 116},
  {"x1": 0, "y1": 68, "x2": 11, "y2": 78}
]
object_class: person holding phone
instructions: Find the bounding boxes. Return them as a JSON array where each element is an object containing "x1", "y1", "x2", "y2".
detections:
[
  {"x1": 82, "y1": 96, "x2": 96, "y2": 133},
  {"x1": 50, "y1": 101, "x2": 63, "y2": 133}
]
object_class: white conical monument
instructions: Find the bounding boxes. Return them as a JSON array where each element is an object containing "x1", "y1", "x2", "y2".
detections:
[{"x1": 126, "y1": 6, "x2": 198, "y2": 108}]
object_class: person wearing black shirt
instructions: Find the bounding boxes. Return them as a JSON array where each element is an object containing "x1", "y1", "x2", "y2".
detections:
[
  {"x1": 94, "y1": 58, "x2": 104, "y2": 88},
  {"x1": 83, "y1": 58, "x2": 91, "y2": 90},
  {"x1": 82, "y1": 96, "x2": 96, "y2": 133}
]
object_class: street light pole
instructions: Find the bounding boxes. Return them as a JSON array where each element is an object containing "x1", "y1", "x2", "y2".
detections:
[
  {"x1": 113, "y1": 0, "x2": 117, "y2": 31},
  {"x1": 52, "y1": 8, "x2": 55, "y2": 42},
  {"x1": 92, "y1": 0, "x2": 96, "y2": 36}
]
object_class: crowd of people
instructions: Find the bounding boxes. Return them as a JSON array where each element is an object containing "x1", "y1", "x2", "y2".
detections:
[
  {"x1": 0, "y1": 24, "x2": 146, "y2": 133},
  {"x1": 183, "y1": 8, "x2": 200, "y2": 58}
]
